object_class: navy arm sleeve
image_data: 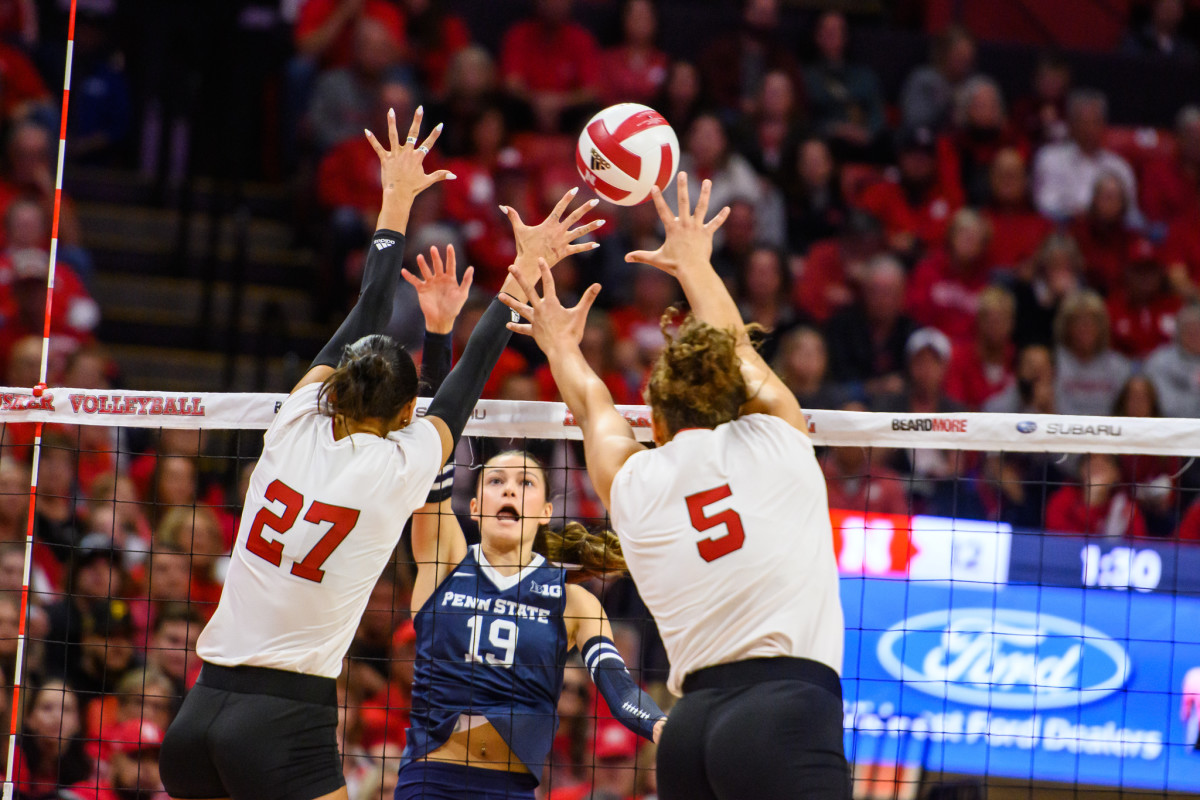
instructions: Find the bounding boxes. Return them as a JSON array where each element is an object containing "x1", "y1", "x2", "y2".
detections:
[
  {"x1": 311, "y1": 230, "x2": 405, "y2": 369},
  {"x1": 582, "y1": 635, "x2": 667, "y2": 741}
]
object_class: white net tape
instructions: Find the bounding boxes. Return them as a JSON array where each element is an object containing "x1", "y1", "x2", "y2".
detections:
[{"x1": 1, "y1": 386, "x2": 1198, "y2": 454}]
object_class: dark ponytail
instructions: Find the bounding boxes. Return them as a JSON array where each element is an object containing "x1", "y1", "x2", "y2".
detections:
[
  {"x1": 533, "y1": 522, "x2": 627, "y2": 579},
  {"x1": 318, "y1": 334, "x2": 419, "y2": 422}
]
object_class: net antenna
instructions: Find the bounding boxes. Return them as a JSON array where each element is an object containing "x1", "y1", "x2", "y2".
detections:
[{"x1": 4, "y1": 0, "x2": 78, "y2": 796}]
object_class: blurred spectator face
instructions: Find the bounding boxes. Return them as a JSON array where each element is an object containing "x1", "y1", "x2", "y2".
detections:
[
  {"x1": 1069, "y1": 98, "x2": 1106, "y2": 152},
  {"x1": 447, "y1": 47, "x2": 496, "y2": 97},
  {"x1": 110, "y1": 748, "x2": 163, "y2": 795},
  {"x1": 148, "y1": 551, "x2": 191, "y2": 602},
  {"x1": 0, "y1": 460, "x2": 28, "y2": 532},
  {"x1": 964, "y1": 82, "x2": 1004, "y2": 130},
  {"x1": 1016, "y1": 343, "x2": 1054, "y2": 384},
  {"x1": 1081, "y1": 452, "x2": 1120, "y2": 491},
  {"x1": 949, "y1": 216, "x2": 988, "y2": 266},
  {"x1": 7, "y1": 336, "x2": 43, "y2": 388},
  {"x1": 634, "y1": 266, "x2": 678, "y2": 313},
  {"x1": 26, "y1": 681, "x2": 80, "y2": 740},
  {"x1": 159, "y1": 428, "x2": 203, "y2": 458},
  {"x1": 1118, "y1": 376, "x2": 1158, "y2": 418},
  {"x1": 743, "y1": 0, "x2": 779, "y2": 31},
  {"x1": 815, "y1": 12, "x2": 847, "y2": 62},
  {"x1": 187, "y1": 513, "x2": 225, "y2": 574},
  {"x1": 1065, "y1": 310, "x2": 1104, "y2": 357},
  {"x1": 498, "y1": 374, "x2": 539, "y2": 401},
  {"x1": 5, "y1": 200, "x2": 46, "y2": 250},
  {"x1": 665, "y1": 61, "x2": 700, "y2": 109},
  {"x1": 537, "y1": 0, "x2": 573, "y2": 25},
  {"x1": 758, "y1": 70, "x2": 794, "y2": 119},
  {"x1": 744, "y1": 249, "x2": 784, "y2": 303},
  {"x1": 798, "y1": 139, "x2": 834, "y2": 189},
  {"x1": 88, "y1": 476, "x2": 144, "y2": 545},
  {"x1": 9, "y1": 124, "x2": 51, "y2": 187},
  {"x1": 1039, "y1": 244, "x2": 1082, "y2": 298},
  {"x1": 722, "y1": 201, "x2": 757, "y2": 253},
  {"x1": 376, "y1": 80, "x2": 415, "y2": 129},
  {"x1": 976, "y1": 290, "x2": 1015, "y2": 348},
  {"x1": 64, "y1": 350, "x2": 111, "y2": 390},
  {"x1": 863, "y1": 259, "x2": 906, "y2": 324},
  {"x1": 909, "y1": 348, "x2": 948, "y2": 396},
  {"x1": 471, "y1": 108, "x2": 506, "y2": 157},
  {"x1": 0, "y1": 597, "x2": 18, "y2": 662},
  {"x1": 1178, "y1": 307, "x2": 1200, "y2": 356},
  {"x1": 82, "y1": 628, "x2": 135, "y2": 678},
  {"x1": 989, "y1": 148, "x2": 1028, "y2": 206},
  {"x1": 37, "y1": 446, "x2": 75, "y2": 500},
  {"x1": 119, "y1": 682, "x2": 174, "y2": 732},
  {"x1": 354, "y1": 18, "x2": 400, "y2": 78},
  {"x1": 152, "y1": 618, "x2": 198, "y2": 684},
  {"x1": 1088, "y1": 173, "x2": 1126, "y2": 224},
  {"x1": 623, "y1": 0, "x2": 656, "y2": 45},
  {"x1": 782, "y1": 329, "x2": 827, "y2": 385},
  {"x1": 156, "y1": 457, "x2": 196, "y2": 507},
  {"x1": 686, "y1": 116, "x2": 727, "y2": 170},
  {"x1": 944, "y1": 36, "x2": 976, "y2": 83},
  {"x1": 0, "y1": 549, "x2": 23, "y2": 591},
  {"x1": 75, "y1": 551, "x2": 120, "y2": 598},
  {"x1": 898, "y1": 148, "x2": 936, "y2": 186},
  {"x1": 1035, "y1": 61, "x2": 1071, "y2": 102},
  {"x1": 1153, "y1": 0, "x2": 1184, "y2": 32}
]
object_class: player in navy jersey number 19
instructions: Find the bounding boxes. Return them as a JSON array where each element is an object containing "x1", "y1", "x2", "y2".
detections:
[
  {"x1": 502, "y1": 173, "x2": 849, "y2": 799},
  {"x1": 395, "y1": 357, "x2": 666, "y2": 796},
  {"x1": 158, "y1": 107, "x2": 604, "y2": 800}
]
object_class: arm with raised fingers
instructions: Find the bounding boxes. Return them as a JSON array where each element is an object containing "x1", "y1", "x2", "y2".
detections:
[
  {"x1": 500, "y1": 260, "x2": 644, "y2": 509},
  {"x1": 294, "y1": 106, "x2": 456, "y2": 393},
  {"x1": 499, "y1": 187, "x2": 605, "y2": 301}
]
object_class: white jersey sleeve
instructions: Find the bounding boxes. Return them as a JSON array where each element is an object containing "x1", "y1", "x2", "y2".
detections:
[
  {"x1": 609, "y1": 413, "x2": 843, "y2": 696},
  {"x1": 197, "y1": 384, "x2": 442, "y2": 678}
]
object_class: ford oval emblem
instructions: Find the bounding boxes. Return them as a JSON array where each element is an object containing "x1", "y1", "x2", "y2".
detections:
[{"x1": 876, "y1": 608, "x2": 1131, "y2": 710}]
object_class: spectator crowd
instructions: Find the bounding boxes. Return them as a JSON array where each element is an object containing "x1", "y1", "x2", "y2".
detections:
[{"x1": 0, "y1": 0, "x2": 1199, "y2": 798}]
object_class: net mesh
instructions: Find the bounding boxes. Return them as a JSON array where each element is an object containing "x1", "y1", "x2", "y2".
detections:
[{"x1": 1, "y1": 389, "x2": 1198, "y2": 799}]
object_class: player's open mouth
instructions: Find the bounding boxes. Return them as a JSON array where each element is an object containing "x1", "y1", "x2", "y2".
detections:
[{"x1": 496, "y1": 505, "x2": 521, "y2": 522}]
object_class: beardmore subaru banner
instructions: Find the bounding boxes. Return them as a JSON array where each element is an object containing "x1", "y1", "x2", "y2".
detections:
[{"x1": 841, "y1": 578, "x2": 1200, "y2": 791}]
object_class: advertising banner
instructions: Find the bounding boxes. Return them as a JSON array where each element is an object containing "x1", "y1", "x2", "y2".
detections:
[{"x1": 841, "y1": 578, "x2": 1200, "y2": 792}]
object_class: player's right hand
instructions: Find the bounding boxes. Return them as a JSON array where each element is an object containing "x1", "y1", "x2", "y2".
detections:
[
  {"x1": 624, "y1": 171, "x2": 730, "y2": 277},
  {"x1": 501, "y1": 258, "x2": 601, "y2": 357},
  {"x1": 365, "y1": 106, "x2": 455, "y2": 199},
  {"x1": 501, "y1": 187, "x2": 604, "y2": 281}
]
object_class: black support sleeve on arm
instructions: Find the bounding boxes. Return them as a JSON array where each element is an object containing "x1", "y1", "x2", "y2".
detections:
[
  {"x1": 311, "y1": 230, "x2": 406, "y2": 369},
  {"x1": 419, "y1": 330, "x2": 453, "y2": 392},
  {"x1": 582, "y1": 635, "x2": 667, "y2": 741},
  {"x1": 425, "y1": 296, "x2": 514, "y2": 447}
]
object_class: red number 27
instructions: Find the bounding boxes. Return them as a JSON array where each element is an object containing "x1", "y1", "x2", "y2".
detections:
[
  {"x1": 685, "y1": 484, "x2": 746, "y2": 562},
  {"x1": 245, "y1": 479, "x2": 360, "y2": 583}
]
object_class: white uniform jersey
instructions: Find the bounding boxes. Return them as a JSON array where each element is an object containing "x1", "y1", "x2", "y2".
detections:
[
  {"x1": 197, "y1": 383, "x2": 441, "y2": 678},
  {"x1": 609, "y1": 413, "x2": 843, "y2": 696}
]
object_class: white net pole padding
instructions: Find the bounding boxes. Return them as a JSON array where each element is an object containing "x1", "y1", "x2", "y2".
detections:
[{"x1": 1, "y1": 386, "x2": 1199, "y2": 455}]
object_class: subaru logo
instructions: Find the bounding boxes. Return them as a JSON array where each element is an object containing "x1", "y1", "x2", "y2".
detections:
[
  {"x1": 876, "y1": 608, "x2": 1130, "y2": 710},
  {"x1": 1016, "y1": 421, "x2": 1037, "y2": 434}
]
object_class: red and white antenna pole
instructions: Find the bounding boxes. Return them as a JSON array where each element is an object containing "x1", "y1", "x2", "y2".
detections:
[{"x1": 4, "y1": 1, "x2": 77, "y2": 795}]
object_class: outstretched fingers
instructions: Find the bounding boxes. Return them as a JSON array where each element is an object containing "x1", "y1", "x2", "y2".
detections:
[
  {"x1": 549, "y1": 187, "x2": 581, "y2": 222},
  {"x1": 576, "y1": 283, "x2": 602, "y2": 316},
  {"x1": 536, "y1": 258, "x2": 557, "y2": 300},
  {"x1": 564, "y1": 217, "x2": 606, "y2": 243},
  {"x1": 365, "y1": 128, "x2": 386, "y2": 159},
  {"x1": 675, "y1": 171, "x2": 691, "y2": 221},
  {"x1": 704, "y1": 205, "x2": 732, "y2": 233},
  {"x1": 693, "y1": 178, "x2": 713, "y2": 223},
  {"x1": 563, "y1": 197, "x2": 600, "y2": 229},
  {"x1": 499, "y1": 291, "x2": 534, "y2": 320},
  {"x1": 499, "y1": 204, "x2": 526, "y2": 230},
  {"x1": 506, "y1": 263, "x2": 540, "y2": 303},
  {"x1": 389, "y1": 107, "x2": 402, "y2": 151},
  {"x1": 418, "y1": 121, "x2": 443, "y2": 155},
  {"x1": 648, "y1": 185, "x2": 674, "y2": 228},
  {"x1": 404, "y1": 105, "x2": 423, "y2": 147}
]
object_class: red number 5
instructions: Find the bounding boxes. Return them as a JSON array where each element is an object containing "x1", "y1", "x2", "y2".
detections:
[
  {"x1": 245, "y1": 479, "x2": 361, "y2": 583},
  {"x1": 686, "y1": 484, "x2": 746, "y2": 562}
]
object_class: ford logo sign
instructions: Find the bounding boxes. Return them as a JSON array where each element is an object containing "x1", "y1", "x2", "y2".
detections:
[
  {"x1": 876, "y1": 608, "x2": 1131, "y2": 710},
  {"x1": 1016, "y1": 421, "x2": 1037, "y2": 434}
]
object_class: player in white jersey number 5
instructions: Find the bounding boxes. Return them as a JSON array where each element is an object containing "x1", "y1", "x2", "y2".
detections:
[
  {"x1": 501, "y1": 173, "x2": 850, "y2": 800},
  {"x1": 158, "y1": 106, "x2": 602, "y2": 800}
]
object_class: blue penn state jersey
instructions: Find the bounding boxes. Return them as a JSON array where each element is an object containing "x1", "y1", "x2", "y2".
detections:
[{"x1": 402, "y1": 545, "x2": 570, "y2": 776}]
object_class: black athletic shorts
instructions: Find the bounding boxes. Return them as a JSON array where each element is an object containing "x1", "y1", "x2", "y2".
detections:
[
  {"x1": 160, "y1": 662, "x2": 343, "y2": 800},
  {"x1": 656, "y1": 657, "x2": 850, "y2": 800}
]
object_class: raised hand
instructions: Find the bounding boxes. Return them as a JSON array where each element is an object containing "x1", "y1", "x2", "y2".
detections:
[
  {"x1": 624, "y1": 172, "x2": 730, "y2": 276},
  {"x1": 501, "y1": 188, "x2": 604, "y2": 280},
  {"x1": 500, "y1": 259, "x2": 601, "y2": 357},
  {"x1": 404, "y1": 245, "x2": 474, "y2": 335},
  {"x1": 365, "y1": 106, "x2": 456, "y2": 200}
]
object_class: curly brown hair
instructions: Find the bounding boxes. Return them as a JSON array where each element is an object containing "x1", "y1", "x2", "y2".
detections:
[
  {"x1": 481, "y1": 451, "x2": 627, "y2": 578},
  {"x1": 644, "y1": 311, "x2": 749, "y2": 436}
]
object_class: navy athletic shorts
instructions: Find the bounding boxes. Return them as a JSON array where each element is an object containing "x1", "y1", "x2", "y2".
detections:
[
  {"x1": 160, "y1": 662, "x2": 343, "y2": 800},
  {"x1": 656, "y1": 657, "x2": 851, "y2": 800},
  {"x1": 394, "y1": 761, "x2": 537, "y2": 800}
]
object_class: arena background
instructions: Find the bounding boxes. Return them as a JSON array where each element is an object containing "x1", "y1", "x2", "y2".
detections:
[{"x1": 2, "y1": 0, "x2": 1200, "y2": 798}]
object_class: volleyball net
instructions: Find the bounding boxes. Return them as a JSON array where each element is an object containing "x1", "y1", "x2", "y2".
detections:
[{"x1": 1, "y1": 388, "x2": 1198, "y2": 799}]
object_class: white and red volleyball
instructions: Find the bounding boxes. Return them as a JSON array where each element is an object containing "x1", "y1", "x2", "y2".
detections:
[{"x1": 575, "y1": 103, "x2": 679, "y2": 206}]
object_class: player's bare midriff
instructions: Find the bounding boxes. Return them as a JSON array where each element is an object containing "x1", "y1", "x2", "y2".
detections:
[{"x1": 419, "y1": 720, "x2": 532, "y2": 774}]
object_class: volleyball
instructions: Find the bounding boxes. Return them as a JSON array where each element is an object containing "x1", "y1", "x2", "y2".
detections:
[{"x1": 575, "y1": 103, "x2": 679, "y2": 206}]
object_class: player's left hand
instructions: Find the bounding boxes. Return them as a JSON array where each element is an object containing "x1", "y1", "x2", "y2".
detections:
[
  {"x1": 405, "y1": 245, "x2": 474, "y2": 335},
  {"x1": 501, "y1": 187, "x2": 605, "y2": 278},
  {"x1": 500, "y1": 258, "x2": 601, "y2": 356},
  {"x1": 365, "y1": 105, "x2": 455, "y2": 199}
]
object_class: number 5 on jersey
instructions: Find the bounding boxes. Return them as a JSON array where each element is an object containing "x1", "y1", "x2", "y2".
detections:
[
  {"x1": 245, "y1": 479, "x2": 361, "y2": 583},
  {"x1": 686, "y1": 484, "x2": 746, "y2": 562}
]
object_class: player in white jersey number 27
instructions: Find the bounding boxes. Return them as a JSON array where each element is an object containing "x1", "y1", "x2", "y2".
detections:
[
  {"x1": 501, "y1": 172, "x2": 850, "y2": 800},
  {"x1": 158, "y1": 106, "x2": 603, "y2": 800}
]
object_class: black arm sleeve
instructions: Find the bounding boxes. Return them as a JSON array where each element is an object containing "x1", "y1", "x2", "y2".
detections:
[
  {"x1": 419, "y1": 330, "x2": 453, "y2": 393},
  {"x1": 582, "y1": 635, "x2": 667, "y2": 740},
  {"x1": 311, "y1": 230, "x2": 406, "y2": 369},
  {"x1": 425, "y1": 296, "x2": 514, "y2": 447}
]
